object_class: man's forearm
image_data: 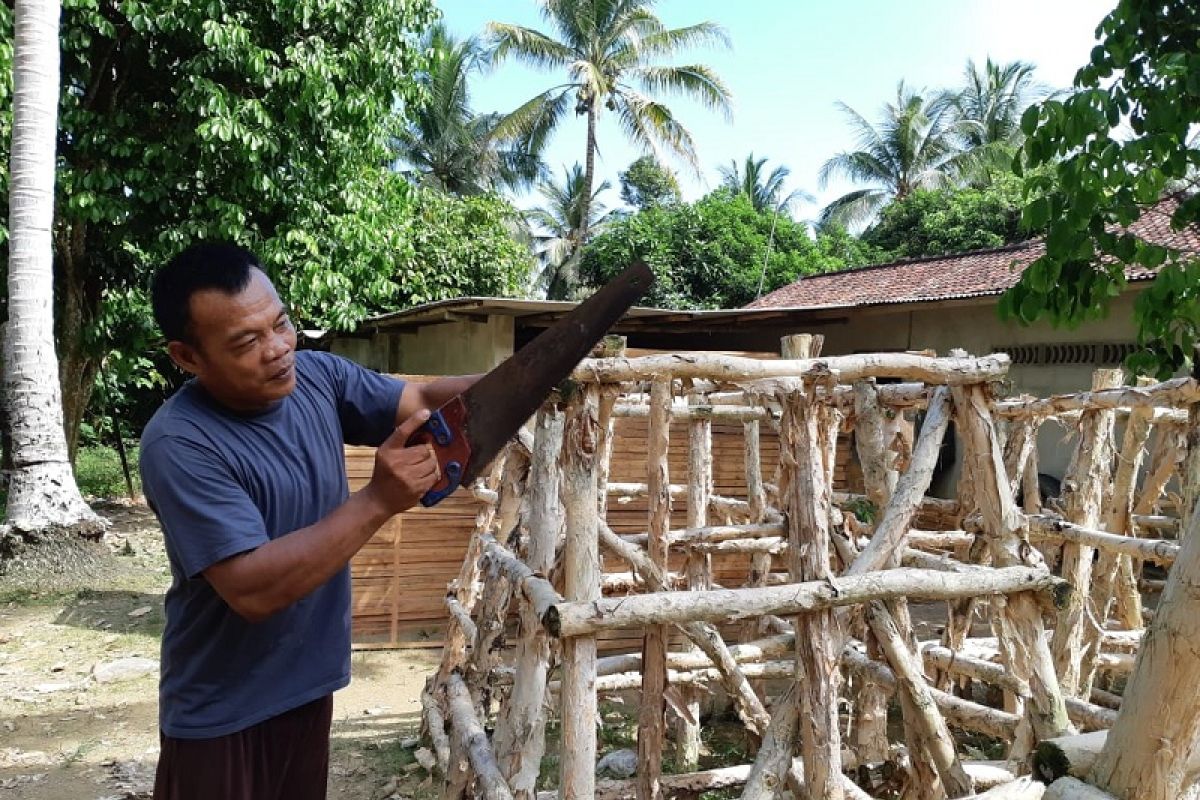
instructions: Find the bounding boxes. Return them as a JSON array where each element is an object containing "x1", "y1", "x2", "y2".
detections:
[
  {"x1": 204, "y1": 484, "x2": 398, "y2": 623},
  {"x1": 398, "y1": 374, "x2": 482, "y2": 423}
]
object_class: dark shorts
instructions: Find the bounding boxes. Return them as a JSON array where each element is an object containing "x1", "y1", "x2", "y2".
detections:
[{"x1": 153, "y1": 695, "x2": 333, "y2": 800}]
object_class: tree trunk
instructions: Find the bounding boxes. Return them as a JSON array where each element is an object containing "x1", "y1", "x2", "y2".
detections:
[
  {"x1": 2, "y1": 0, "x2": 105, "y2": 557},
  {"x1": 560, "y1": 385, "x2": 601, "y2": 800},
  {"x1": 55, "y1": 222, "x2": 97, "y2": 463},
  {"x1": 1088, "y1": 469, "x2": 1200, "y2": 799},
  {"x1": 637, "y1": 378, "x2": 671, "y2": 800}
]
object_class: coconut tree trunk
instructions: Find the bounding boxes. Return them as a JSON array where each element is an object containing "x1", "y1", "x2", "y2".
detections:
[
  {"x1": 579, "y1": 104, "x2": 598, "y2": 245},
  {"x1": 3, "y1": 0, "x2": 104, "y2": 545}
]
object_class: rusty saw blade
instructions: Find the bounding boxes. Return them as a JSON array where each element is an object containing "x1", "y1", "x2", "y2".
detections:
[{"x1": 408, "y1": 261, "x2": 653, "y2": 506}]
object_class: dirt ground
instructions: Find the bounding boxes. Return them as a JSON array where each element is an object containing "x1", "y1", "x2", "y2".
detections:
[{"x1": 0, "y1": 500, "x2": 443, "y2": 800}]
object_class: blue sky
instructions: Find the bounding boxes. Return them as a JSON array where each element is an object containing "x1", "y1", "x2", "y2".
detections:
[{"x1": 434, "y1": 0, "x2": 1116, "y2": 221}]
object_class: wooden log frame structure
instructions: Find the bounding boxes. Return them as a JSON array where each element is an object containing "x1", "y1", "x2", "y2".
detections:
[{"x1": 417, "y1": 346, "x2": 1200, "y2": 800}]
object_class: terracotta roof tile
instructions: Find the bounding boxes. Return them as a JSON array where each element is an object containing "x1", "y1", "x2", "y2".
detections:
[{"x1": 747, "y1": 195, "x2": 1200, "y2": 310}]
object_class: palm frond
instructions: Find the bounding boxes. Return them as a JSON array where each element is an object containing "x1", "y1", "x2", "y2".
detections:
[
  {"x1": 613, "y1": 89, "x2": 699, "y2": 171},
  {"x1": 487, "y1": 22, "x2": 576, "y2": 70},
  {"x1": 631, "y1": 64, "x2": 733, "y2": 121},
  {"x1": 819, "y1": 188, "x2": 888, "y2": 230}
]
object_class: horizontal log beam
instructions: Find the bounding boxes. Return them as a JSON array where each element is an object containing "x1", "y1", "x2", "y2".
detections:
[
  {"x1": 481, "y1": 537, "x2": 563, "y2": 630},
  {"x1": 574, "y1": 352, "x2": 1010, "y2": 385},
  {"x1": 994, "y1": 377, "x2": 1200, "y2": 418},
  {"x1": 620, "y1": 522, "x2": 786, "y2": 548},
  {"x1": 550, "y1": 566, "x2": 1063, "y2": 638},
  {"x1": 1027, "y1": 514, "x2": 1179, "y2": 565},
  {"x1": 613, "y1": 403, "x2": 774, "y2": 422}
]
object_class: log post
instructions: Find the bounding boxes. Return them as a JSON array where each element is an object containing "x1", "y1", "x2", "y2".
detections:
[
  {"x1": 781, "y1": 390, "x2": 844, "y2": 798},
  {"x1": 852, "y1": 380, "x2": 898, "y2": 765},
  {"x1": 467, "y1": 450, "x2": 532, "y2": 711},
  {"x1": 559, "y1": 383, "x2": 601, "y2": 800},
  {"x1": 1116, "y1": 422, "x2": 1187, "y2": 628},
  {"x1": 637, "y1": 378, "x2": 672, "y2": 800},
  {"x1": 1051, "y1": 369, "x2": 1122, "y2": 697},
  {"x1": 675, "y1": 383, "x2": 712, "y2": 770},
  {"x1": 1088, "y1": 412, "x2": 1200, "y2": 800},
  {"x1": 740, "y1": 416, "x2": 773, "y2": 646},
  {"x1": 952, "y1": 382, "x2": 1073, "y2": 761},
  {"x1": 1078, "y1": 386, "x2": 1153, "y2": 696},
  {"x1": 779, "y1": 334, "x2": 844, "y2": 800},
  {"x1": 494, "y1": 403, "x2": 565, "y2": 799}
]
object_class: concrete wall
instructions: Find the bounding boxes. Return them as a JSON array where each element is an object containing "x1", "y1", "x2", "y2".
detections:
[
  {"x1": 331, "y1": 315, "x2": 515, "y2": 376},
  {"x1": 783, "y1": 292, "x2": 1142, "y2": 489}
]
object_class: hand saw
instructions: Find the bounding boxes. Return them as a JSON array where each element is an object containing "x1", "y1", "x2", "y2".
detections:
[{"x1": 407, "y1": 261, "x2": 653, "y2": 506}]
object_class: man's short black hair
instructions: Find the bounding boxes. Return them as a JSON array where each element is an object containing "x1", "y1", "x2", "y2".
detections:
[{"x1": 152, "y1": 242, "x2": 261, "y2": 343}]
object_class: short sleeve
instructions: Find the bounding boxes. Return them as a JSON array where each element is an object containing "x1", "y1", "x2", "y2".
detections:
[
  {"x1": 321, "y1": 353, "x2": 405, "y2": 447},
  {"x1": 140, "y1": 437, "x2": 270, "y2": 579}
]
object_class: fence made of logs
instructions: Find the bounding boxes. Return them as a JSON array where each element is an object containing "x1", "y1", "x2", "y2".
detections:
[{"x1": 418, "y1": 334, "x2": 1200, "y2": 800}]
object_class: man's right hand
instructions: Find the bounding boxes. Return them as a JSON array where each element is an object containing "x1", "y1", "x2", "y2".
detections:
[{"x1": 367, "y1": 410, "x2": 441, "y2": 514}]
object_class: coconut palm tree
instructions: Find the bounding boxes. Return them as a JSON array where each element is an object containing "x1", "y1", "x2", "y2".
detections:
[
  {"x1": 392, "y1": 24, "x2": 544, "y2": 195},
  {"x1": 939, "y1": 58, "x2": 1046, "y2": 183},
  {"x1": 944, "y1": 58, "x2": 1043, "y2": 149},
  {"x1": 525, "y1": 164, "x2": 616, "y2": 300},
  {"x1": 718, "y1": 153, "x2": 814, "y2": 214},
  {"x1": 488, "y1": 0, "x2": 733, "y2": 244},
  {"x1": 818, "y1": 82, "x2": 966, "y2": 229},
  {"x1": 4, "y1": 0, "x2": 102, "y2": 539}
]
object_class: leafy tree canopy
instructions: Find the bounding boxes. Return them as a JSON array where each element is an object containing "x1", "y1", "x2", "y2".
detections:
[
  {"x1": 862, "y1": 171, "x2": 1054, "y2": 259},
  {"x1": 1000, "y1": 0, "x2": 1200, "y2": 378},
  {"x1": 0, "y1": 0, "x2": 530, "y2": 448},
  {"x1": 580, "y1": 189, "x2": 877, "y2": 309},
  {"x1": 619, "y1": 155, "x2": 680, "y2": 210}
]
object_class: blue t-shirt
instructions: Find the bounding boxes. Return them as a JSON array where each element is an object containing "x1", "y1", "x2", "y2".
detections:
[{"x1": 140, "y1": 350, "x2": 405, "y2": 738}]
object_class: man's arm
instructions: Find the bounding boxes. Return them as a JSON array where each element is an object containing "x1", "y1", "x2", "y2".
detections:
[
  {"x1": 203, "y1": 411, "x2": 439, "y2": 623},
  {"x1": 396, "y1": 374, "x2": 482, "y2": 425}
]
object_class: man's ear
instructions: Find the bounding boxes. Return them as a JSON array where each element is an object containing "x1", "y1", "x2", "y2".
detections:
[{"x1": 167, "y1": 340, "x2": 203, "y2": 377}]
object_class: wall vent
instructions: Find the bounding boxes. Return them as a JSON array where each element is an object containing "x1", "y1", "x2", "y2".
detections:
[{"x1": 996, "y1": 342, "x2": 1137, "y2": 367}]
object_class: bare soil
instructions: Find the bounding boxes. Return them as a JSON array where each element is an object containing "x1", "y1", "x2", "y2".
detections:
[{"x1": 0, "y1": 500, "x2": 442, "y2": 800}]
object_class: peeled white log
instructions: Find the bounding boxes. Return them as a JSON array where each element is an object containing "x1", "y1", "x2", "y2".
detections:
[
  {"x1": 613, "y1": 402, "x2": 773, "y2": 422},
  {"x1": 953, "y1": 382, "x2": 1073, "y2": 755},
  {"x1": 572, "y1": 351, "x2": 1011, "y2": 385},
  {"x1": 777, "y1": 375, "x2": 845, "y2": 800},
  {"x1": 446, "y1": 674, "x2": 515, "y2": 800},
  {"x1": 909, "y1": 530, "x2": 977, "y2": 549},
  {"x1": 600, "y1": 570, "x2": 685, "y2": 592},
  {"x1": 481, "y1": 538, "x2": 564, "y2": 627},
  {"x1": 444, "y1": 595, "x2": 477, "y2": 646},
  {"x1": 421, "y1": 686, "x2": 451, "y2": 775},
  {"x1": 866, "y1": 601, "x2": 974, "y2": 795},
  {"x1": 1090, "y1": 480, "x2": 1200, "y2": 800},
  {"x1": 1041, "y1": 778, "x2": 1118, "y2": 800},
  {"x1": 685, "y1": 536, "x2": 786, "y2": 554},
  {"x1": 993, "y1": 377, "x2": 1200, "y2": 417},
  {"x1": 597, "y1": 523, "x2": 771, "y2": 736},
  {"x1": 921, "y1": 644, "x2": 1028, "y2": 696},
  {"x1": 559, "y1": 385, "x2": 600, "y2": 800},
  {"x1": 1052, "y1": 369, "x2": 1122, "y2": 698},
  {"x1": 842, "y1": 645, "x2": 1019, "y2": 740},
  {"x1": 621, "y1": 522, "x2": 785, "y2": 548},
  {"x1": 1026, "y1": 515, "x2": 1178, "y2": 565},
  {"x1": 493, "y1": 404, "x2": 564, "y2": 799},
  {"x1": 963, "y1": 776, "x2": 1046, "y2": 799},
  {"x1": 554, "y1": 565, "x2": 1059, "y2": 637},
  {"x1": 1130, "y1": 513, "x2": 1178, "y2": 532}
]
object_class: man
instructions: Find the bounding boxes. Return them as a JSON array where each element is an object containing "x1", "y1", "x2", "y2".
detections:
[{"x1": 140, "y1": 242, "x2": 477, "y2": 799}]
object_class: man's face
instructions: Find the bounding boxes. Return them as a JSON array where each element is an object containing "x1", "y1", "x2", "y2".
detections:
[{"x1": 168, "y1": 269, "x2": 298, "y2": 412}]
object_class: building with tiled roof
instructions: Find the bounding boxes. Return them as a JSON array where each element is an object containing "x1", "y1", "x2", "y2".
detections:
[{"x1": 747, "y1": 195, "x2": 1197, "y2": 312}]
